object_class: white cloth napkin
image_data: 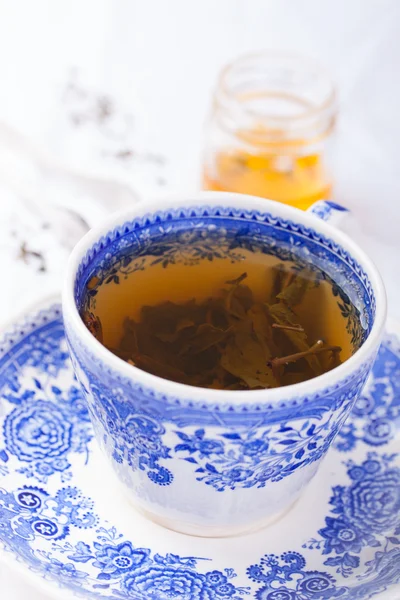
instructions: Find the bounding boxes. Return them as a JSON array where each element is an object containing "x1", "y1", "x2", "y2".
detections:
[{"x1": 0, "y1": 120, "x2": 143, "y2": 325}]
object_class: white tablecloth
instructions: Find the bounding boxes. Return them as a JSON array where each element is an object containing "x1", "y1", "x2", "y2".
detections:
[{"x1": 1, "y1": 0, "x2": 400, "y2": 596}]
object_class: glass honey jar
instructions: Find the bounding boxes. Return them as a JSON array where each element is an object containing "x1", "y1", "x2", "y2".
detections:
[{"x1": 203, "y1": 52, "x2": 337, "y2": 210}]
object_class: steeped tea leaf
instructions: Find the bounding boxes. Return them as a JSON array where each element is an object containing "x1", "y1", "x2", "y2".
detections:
[
  {"x1": 226, "y1": 273, "x2": 248, "y2": 286},
  {"x1": 223, "y1": 273, "x2": 254, "y2": 319},
  {"x1": 84, "y1": 258, "x2": 348, "y2": 390},
  {"x1": 221, "y1": 336, "x2": 279, "y2": 389},
  {"x1": 247, "y1": 305, "x2": 278, "y2": 358},
  {"x1": 178, "y1": 323, "x2": 229, "y2": 355},
  {"x1": 134, "y1": 354, "x2": 188, "y2": 382},
  {"x1": 267, "y1": 302, "x2": 322, "y2": 375},
  {"x1": 276, "y1": 267, "x2": 318, "y2": 306},
  {"x1": 155, "y1": 317, "x2": 195, "y2": 342}
]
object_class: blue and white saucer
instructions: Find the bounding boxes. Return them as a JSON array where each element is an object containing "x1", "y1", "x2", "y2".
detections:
[{"x1": 0, "y1": 300, "x2": 399, "y2": 600}]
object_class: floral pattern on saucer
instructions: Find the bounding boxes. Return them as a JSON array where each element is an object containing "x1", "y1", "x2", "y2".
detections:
[
  {"x1": 0, "y1": 303, "x2": 399, "y2": 600},
  {"x1": 0, "y1": 307, "x2": 92, "y2": 482}
]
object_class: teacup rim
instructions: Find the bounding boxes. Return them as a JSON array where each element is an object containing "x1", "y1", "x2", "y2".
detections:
[{"x1": 63, "y1": 191, "x2": 387, "y2": 404}]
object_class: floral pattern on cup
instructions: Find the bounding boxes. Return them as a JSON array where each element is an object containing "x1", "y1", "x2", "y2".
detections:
[{"x1": 75, "y1": 361, "x2": 368, "y2": 494}]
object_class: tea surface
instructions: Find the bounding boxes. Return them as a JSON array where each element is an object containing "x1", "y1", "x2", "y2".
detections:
[{"x1": 82, "y1": 250, "x2": 361, "y2": 390}]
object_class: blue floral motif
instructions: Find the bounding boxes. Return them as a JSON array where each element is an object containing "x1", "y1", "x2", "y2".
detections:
[
  {"x1": 83, "y1": 381, "x2": 174, "y2": 487},
  {"x1": 302, "y1": 454, "x2": 400, "y2": 578},
  {"x1": 0, "y1": 308, "x2": 92, "y2": 483},
  {"x1": 40, "y1": 555, "x2": 88, "y2": 580},
  {"x1": 93, "y1": 541, "x2": 150, "y2": 575},
  {"x1": 173, "y1": 414, "x2": 352, "y2": 491},
  {"x1": 353, "y1": 547, "x2": 400, "y2": 599},
  {"x1": 248, "y1": 552, "x2": 346, "y2": 599},
  {"x1": 339, "y1": 459, "x2": 400, "y2": 534},
  {"x1": 175, "y1": 429, "x2": 225, "y2": 458},
  {"x1": 0, "y1": 484, "x2": 97, "y2": 545},
  {"x1": 53, "y1": 487, "x2": 97, "y2": 528},
  {"x1": 74, "y1": 357, "x2": 367, "y2": 492},
  {"x1": 4, "y1": 400, "x2": 72, "y2": 462},
  {"x1": 122, "y1": 563, "x2": 244, "y2": 599},
  {"x1": 42, "y1": 522, "x2": 251, "y2": 598},
  {"x1": 24, "y1": 329, "x2": 70, "y2": 375},
  {"x1": 297, "y1": 571, "x2": 341, "y2": 599},
  {"x1": 335, "y1": 335, "x2": 400, "y2": 452},
  {"x1": 76, "y1": 363, "x2": 362, "y2": 492},
  {"x1": 256, "y1": 587, "x2": 298, "y2": 600},
  {"x1": 249, "y1": 541, "x2": 400, "y2": 600},
  {"x1": 318, "y1": 517, "x2": 364, "y2": 555}
]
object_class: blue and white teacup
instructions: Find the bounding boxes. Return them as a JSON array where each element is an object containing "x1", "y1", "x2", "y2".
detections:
[{"x1": 63, "y1": 192, "x2": 386, "y2": 537}]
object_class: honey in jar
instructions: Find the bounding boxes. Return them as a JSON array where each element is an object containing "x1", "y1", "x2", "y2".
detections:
[{"x1": 203, "y1": 54, "x2": 337, "y2": 210}]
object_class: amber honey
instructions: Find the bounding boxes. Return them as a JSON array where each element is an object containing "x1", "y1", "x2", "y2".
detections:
[{"x1": 204, "y1": 148, "x2": 331, "y2": 210}]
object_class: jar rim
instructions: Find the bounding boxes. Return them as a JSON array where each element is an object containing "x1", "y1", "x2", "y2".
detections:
[{"x1": 216, "y1": 51, "x2": 337, "y2": 128}]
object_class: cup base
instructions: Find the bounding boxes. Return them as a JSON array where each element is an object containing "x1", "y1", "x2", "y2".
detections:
[{"x1": 128, "y1": 494, "x2": 300, "y2": 538}]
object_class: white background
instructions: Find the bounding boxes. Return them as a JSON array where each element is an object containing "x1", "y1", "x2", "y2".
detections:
[{"x1": 0, "y1": 0, "x2": 399, "y2": 597}]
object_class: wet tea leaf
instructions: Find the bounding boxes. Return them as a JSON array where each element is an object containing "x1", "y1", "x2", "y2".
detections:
[
  {"x1": 221, "y1": 336, "x2": 279, "y2": 389},
  {"x1": 93, "y1": 261, "x2": 344, "y2": 389},
  {"x1": 179, "y1": 323, "x2": 229, "y2": 356},
  {"x1": 247, "y1": 304, "x2": 277, "y2": 358},
  {"x1": 224, "y1": 273, "x2": 253, "y2": 318},
  {"x1": 267, "y1": 303, "x2": 322, "y2": 375},
  {"x1": 276, "y1": 268, "x2": 318, "y2": 306}
]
